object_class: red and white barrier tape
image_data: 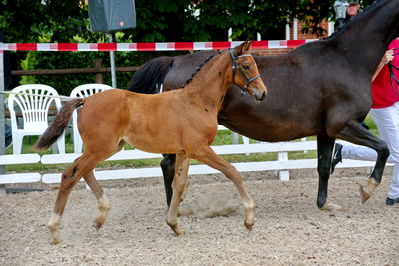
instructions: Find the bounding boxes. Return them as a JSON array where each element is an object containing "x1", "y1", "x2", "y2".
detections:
[{"x1": 0, "y1": 40, "x2": 316, "y2": 52}]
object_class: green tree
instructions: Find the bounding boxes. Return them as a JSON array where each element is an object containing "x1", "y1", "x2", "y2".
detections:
[{"x1": 0, "y1": 0, "x2": 377, "y2": 92}]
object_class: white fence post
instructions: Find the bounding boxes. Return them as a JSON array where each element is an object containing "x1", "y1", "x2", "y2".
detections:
[
  {"x1": 277, "y1": 151, "x2": 290, "y2": 181},
  {"x1": 0, "y1": 44, "x2": 5, "y2": 195}
]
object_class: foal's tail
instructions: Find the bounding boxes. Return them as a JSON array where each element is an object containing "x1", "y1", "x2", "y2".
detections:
[
  {"x1": 127, "y1": 56, "x2": 174, "y2": 94},
  {"x1": 34, "y1": 98, "x2": 85, "y2": 151}
]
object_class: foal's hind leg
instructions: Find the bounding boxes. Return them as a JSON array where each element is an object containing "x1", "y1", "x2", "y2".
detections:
[
  {"x1": 190, "y1": 146, "x2": 255, "y2": 229},
  {"x1": 83, "y1": 171, "x2": 111, "y2": 230},
  {"x1": 48, "y1": 154, "x2": 101, "y2": 244},
  {"x1": 167, "y1": 153, "x2": 190, "y2": 235}
]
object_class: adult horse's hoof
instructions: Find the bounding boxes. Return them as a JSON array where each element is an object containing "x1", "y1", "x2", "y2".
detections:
[
  {"x1": 359, "y1": 178, "x2": 379, "y2": 204},
  {"x1": 320, "y1": 202, "x2": 346, "y2": 211},
  {"x1": 359, "y1": 186, "x2": 371, "y2": 203}
]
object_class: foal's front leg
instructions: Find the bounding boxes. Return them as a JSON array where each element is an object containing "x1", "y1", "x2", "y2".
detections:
[
  {"x1": 167, "y1": 153, "x2": 190, "y2": 235},
  {"x1": 191, "y1": 146, "x2": 255, "y2": 229}
]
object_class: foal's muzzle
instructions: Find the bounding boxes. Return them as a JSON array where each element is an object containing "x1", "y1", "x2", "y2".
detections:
[{"x1": 254, "y1": 89, "x2": 266, "y2": 101}]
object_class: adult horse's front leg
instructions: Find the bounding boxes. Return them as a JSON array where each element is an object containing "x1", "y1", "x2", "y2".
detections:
[
  {"x1": 336, "y1": 120, "x2": 390, "y2": 203},
  {"x1": 167, "y1": 153, "x2": 190, "y2": 235},
  {"x1": 316, "y1": 134, "x2": 344, "y2": 211},
  {"x1": 191, "y1": 146, "x2": 255, "y2": 230},
  {"x1": 160, "y1": 154, "x2": 176, "y2": 207}
]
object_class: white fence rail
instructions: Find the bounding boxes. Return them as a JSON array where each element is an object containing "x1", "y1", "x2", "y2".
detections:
[{"x1": 0, "y1": 132, "x2": 384, "y2": 185}]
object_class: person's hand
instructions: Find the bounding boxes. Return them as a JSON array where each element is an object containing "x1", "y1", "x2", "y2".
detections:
[
  {"x1": 372, "y1": 50, "x2": 395, "y2": 81},
  {"x1": 382, "y1": 50, "x2": 394, "y2": 65}
]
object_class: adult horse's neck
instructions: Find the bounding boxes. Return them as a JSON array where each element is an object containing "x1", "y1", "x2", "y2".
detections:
[
  {"x1": 185, "y1": 51, "x2": 235, "y2": 111},
  {"x1": 332, "y1": 0, "x2": 399, "y2": 75}
]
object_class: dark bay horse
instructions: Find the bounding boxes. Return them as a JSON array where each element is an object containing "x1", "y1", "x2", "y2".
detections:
[
  {"x1": 128, "y1": 0, "x2": 399, "y2": 210},
  {"x1": 35, "y1": 41, "x2": 267, "y2": 244}
]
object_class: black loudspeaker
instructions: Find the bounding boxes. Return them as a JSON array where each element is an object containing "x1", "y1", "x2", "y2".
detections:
[{"x1": 88, "y1": 0, "x2": 136, "y2": 32}]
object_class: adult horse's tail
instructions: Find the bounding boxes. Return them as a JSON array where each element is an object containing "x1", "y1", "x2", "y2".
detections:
[
  {"x1": 127, "y1": 56, "x2": 174, "y2": 94},
  {"x1": 35, "y1": 98, "x2": 85, "y2": 150}
]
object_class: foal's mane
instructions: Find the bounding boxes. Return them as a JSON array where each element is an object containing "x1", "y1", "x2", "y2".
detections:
[{"x1": 179, "y1": 51, "x2": 222, "y2": 89}]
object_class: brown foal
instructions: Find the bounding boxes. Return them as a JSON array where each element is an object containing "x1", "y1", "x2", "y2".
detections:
[{"x1": 35, "y1": 41, "x2": 267, "y2": 244}]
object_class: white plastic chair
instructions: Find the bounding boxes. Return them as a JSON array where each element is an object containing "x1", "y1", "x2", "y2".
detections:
[
  {"x1": 70, "y1": 84, "x2": 113, "y2": 153},
  {"x1": 7, "y1": 84, "x2": 65, "y2": 154}
]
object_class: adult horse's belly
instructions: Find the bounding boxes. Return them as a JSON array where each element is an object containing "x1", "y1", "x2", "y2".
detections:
[{"x1": 218, "y1": 88, "x2": 320, "y2": 142}]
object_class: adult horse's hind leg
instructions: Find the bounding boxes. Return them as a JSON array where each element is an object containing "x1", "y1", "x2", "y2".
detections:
[
  {"x1": 167, "y1": 153, "x2": 190, "y2": 235},
  {"x1": 48, "y1": 153, "x2": 102, "y2": 244},
  {"x1": 191, "y1": 146, "x2": 255, "y2": 230},
  {"x1": 316, "y1": 134, "x2": 344, "y2": 211},
  {"x1": 83, "y1": 171, "x2": 110, "y2": 230},
  {"x1": 336, "y1": 120, "x2": 390, "y2": 203}
]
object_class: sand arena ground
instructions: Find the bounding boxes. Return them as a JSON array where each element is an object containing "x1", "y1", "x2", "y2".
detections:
[{"x1": 0, "y1": 167, "x2": 398, "y2": 265}]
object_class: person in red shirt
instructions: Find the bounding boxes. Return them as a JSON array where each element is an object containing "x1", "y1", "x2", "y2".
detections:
[{"x1": 332, "y1": 38, "x2": 399, "y2": 205}]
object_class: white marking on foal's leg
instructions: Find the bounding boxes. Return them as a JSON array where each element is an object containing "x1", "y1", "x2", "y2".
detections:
[
  {"x1": 48, "y1": 213, "x2": 62, "y2": 244},
  {"x1": 94, "y1": 194, "x2": 111, "y2": 230},
  {"x1": 243, "y1": 201, "x2": 256, "y2": 230}
]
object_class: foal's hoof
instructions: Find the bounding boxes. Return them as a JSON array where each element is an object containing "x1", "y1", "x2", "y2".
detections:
[
  {"x1": 244, "y1": 204, "x2": 255, "y2": 230},
  {"x1": 93, "y1": 221, "x2": 103, "y2": 231},
  {"x1": 167, "y1": 221, "x2": 186, "y2": 235},
  {"x1": 93, "y1": 218, "x2": 104, "y2": 231},
  {"x1": 244, "y1": 221, "x2": 254, "y2": 230},
  {"x1": 51, "y1": 237, "x2": 62, "y2": 245},
  {"x1": 173, "y1": 227, "x2": 186, "y2": 236}
]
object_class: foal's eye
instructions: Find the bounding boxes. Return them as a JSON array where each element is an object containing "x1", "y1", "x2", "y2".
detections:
[{"x1": 242, "y1": 65, "x2": 250, "y2": 70}]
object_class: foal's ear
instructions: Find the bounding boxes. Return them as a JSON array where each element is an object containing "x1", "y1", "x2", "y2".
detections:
[{"x1": 233, "y1": 40, "x2": 253, "y2": 56}]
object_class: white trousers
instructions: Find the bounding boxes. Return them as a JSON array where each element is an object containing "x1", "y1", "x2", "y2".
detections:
[{"x1": 341, "y1": 102, "x2": 399, "y2": 199}]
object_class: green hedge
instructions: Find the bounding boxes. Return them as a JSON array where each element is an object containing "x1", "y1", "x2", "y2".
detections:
[{"x1": 21, "y1": 50, "x2": 140, "y2": 95}]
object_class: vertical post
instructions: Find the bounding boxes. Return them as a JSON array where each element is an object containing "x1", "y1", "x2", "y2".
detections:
[
  {"x1": 328, "y1": 21, "x2": 335, "y2": 35},
  {"x1": 108, "y1": 33, "x2": 117, "y2": 88},
  {"x1": 94, "y1": 60, "x2": 104, "y2": 84},
  {"x1": 277, "y1": 152, "x2": 290, "y2": 181},
  {"x1": 0, "y1": 47, "x2": 6, "y2": 195},
  {"x1": 293, "y1": 18, "x2": 298, "y2": 40},
  {"x1": 285, "y1": 18, "x2": 291, "y2": 40}
]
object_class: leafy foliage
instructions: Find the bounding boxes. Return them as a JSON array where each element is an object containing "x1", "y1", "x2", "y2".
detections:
[
  {"x1": 21, "y1": 51, "x2": 139, "y2": 95},
  {"x1": 0, "y1": 0, "x2": 377, "y2": 92}
]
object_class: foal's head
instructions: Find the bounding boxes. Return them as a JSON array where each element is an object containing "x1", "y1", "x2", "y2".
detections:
[{"x1": 230, "y1": 41, "x2": 267, "y2": 101}]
